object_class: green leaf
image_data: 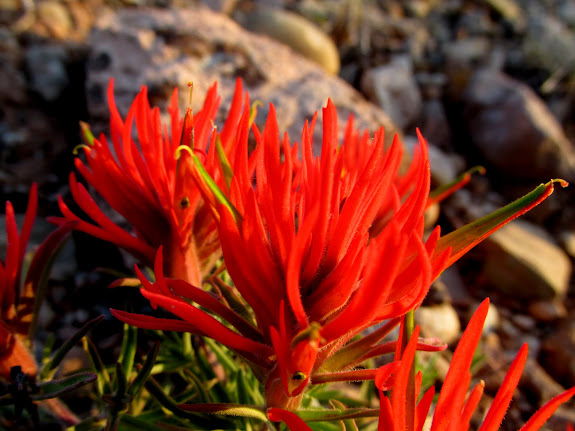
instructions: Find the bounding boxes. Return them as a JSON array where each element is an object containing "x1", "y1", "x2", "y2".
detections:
[
  {"x1": 41, "y1": 315, "x2": 105, "y2": 379},
  {"x1": 83, "y1": 337, "x2": 112, "y2": 396},
  {"x1": 119, "y1": 323, "x2": 138, "y2": 381},
  {"x1": 434, "y1": 179, "x2": 568, "y2": 267},
  {"x1": 33, "y1": 372, "x2": 96, "y2": 401},
  {"x1": 128, "y1": 342, "x2": 160, "y2": 399},
  {"x1": 204, "y1": 338, "x2": 238, "y2": 374},
  {"x1": 144, "y1": 377, "x2": 230, "y2": 429},
  {"x1": 181, "y1": 369, "x2": 212, "y2": 404}
]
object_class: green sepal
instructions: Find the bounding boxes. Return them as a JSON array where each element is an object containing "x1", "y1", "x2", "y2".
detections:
[
  {"x1": 32, "y1": 372, "x2": 97, "y2": 401},
  {"x1": 434, "y1": 179, "x2": 568, "y2": 267},
  {"x1": 215, "y1": 135, "x2": 234, "y2": 192},
  {"x1": 191, "y1": 150, "x2": 242, "y2": 223},
  {"x1": 40, "y1": 315, "x2": 105, "y2": 379}
]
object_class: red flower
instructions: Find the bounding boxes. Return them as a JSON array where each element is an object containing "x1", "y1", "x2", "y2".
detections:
[
  {"x1": 375, "y1": 299, "x2": 575, "y2": 431},
  {"x1": 111, "y1": 84, "x2": 566, "y2": 409},
  {"x1": 267, "y1": 300, "x2": 575, "y2": 430},
  {"x1": 1, "y1": 184, "x2": 73, "y2": 379},
  {"x1": 52, "y1": 78, "x2": 250, "y2": 285}
]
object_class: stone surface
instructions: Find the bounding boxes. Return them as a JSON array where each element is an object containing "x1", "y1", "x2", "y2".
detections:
[
  {"x1": 25, "y1": 44, "x2": 69, "y2": 102},
  {"x1": 361, "y1": 55, "x2": 422, "y2": 131},
  {"x1": 462, "y1": 68, "x2": 575, "y2": 182},
  {"x1": 528, "y1": 299, "x2": 568, "y2": 322},
  {"x1": 479, "y1": 220, "x2": 572, "y2": 300},
  {"x1": 241, "y1": 6, "x2": 340, "y2": 75},
  {"x1": 540, "y1": 317, "x2": 575, "y2": 388},
  {"x1": 415, "y1": 303, "x2": 461, "y2": 345},
  {"x1": 86, "y1": 6, "x2": 399, "y2": 152}
]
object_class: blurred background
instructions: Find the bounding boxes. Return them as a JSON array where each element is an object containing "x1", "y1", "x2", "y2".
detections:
[{"x1": 1, "y1": 0, "x2": 574, "y2": 428}]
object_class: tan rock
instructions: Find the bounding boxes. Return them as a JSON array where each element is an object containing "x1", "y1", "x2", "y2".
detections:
[
  {"x1": 243, "y1": 7, "x2": 340, "y2": 76},
  {"x1": 480, "y1": 220, "x2": 572, "y2": 300}
]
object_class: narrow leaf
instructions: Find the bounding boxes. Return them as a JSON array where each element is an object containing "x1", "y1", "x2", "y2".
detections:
[
  {"x1": 33, "y1": 372, "x2": 97, "y2": 400},
  {"x1": 119, "y1": 323, "x2": 137, "y2": 381},
  {"x1": 177, "y1": 403, "x2": 268, "y2": 421},
  {"x1": 127, "y1": 342, "x2": 160, "y2": 398},
  {"x1": 41, "y1": 315, "x2": 105, "y2": 379}
]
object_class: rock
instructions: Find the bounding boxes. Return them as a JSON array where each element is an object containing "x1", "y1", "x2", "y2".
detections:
[
  {"x1": 540, "y1": 317, "x2": 575, "y2": 388},
  {"x1": 361, "y1": 55, "x2": 422, "y2": 131},
  {"x1": 522, "y1": 12, "x2": 575, "y2": 79},
  {"x1": 86, "y1": 6, "x2": 399, "y2": 152},
  {"x1": 415, "y1": 303, "x2": 461, "y2": 345},
  {"x1": 479, "y1": 220, "x2": 572, "y2": 300},
  {"x1": 37, "y1": 0, "x2": 73, "y2": 40},
  {"x1": 559, "y1": 230, "x2": 575, "y2": 257},
  {"x1": 483, "y1": 303, "x2": 500, "y2": 334},
  {"x1": 558, "y1": 0, "x2": 575, "y2": 28},
  {"x1": 462, "y1": 68, "x2": 575, "y2": 182},
  {"x1": 511, "y1": 314, "x2": 536, "y2": 331},
  {"x1": 25, "y1": 44, "x2": 69, "y2": 102},
  {"x1": 241, "y1": 7, "x2": 340, "y2": 75},
  {"x1": 528, "y1": 299, "x2": 568, "y2": 322},
  {"x1": 485, "y1": 0, "x2": 525, "y2": 32}
]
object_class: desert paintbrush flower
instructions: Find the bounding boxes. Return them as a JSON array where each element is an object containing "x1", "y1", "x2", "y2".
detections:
[
  {"x1": 112, "y1": 88, "x2": 566, "y2": 410},
  {"x1": 51, "y1": 78, "x2": 250, "y2": 285}
]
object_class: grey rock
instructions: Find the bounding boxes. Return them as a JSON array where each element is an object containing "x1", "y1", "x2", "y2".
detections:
[
  {"x1": 25, "y1": 44, "x2": 69, "y2": 102},
  {"x1": 479, "y1": 220, "x2": 572, "y2": 300},
  {"x1": 86, "y1": 6, "x2": 399, "y2": 152},
  {"x1": 361, "y1": 55, "x2": 422, "y2": 131},
  {"x1": 462, "y1": 69, "x2": 575, "y2": 182},
  {"x1": 523, "y1": 12, "x2": 575, "y2": 78}
]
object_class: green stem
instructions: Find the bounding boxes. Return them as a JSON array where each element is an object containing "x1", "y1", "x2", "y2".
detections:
[{"x1": 402, "y1": 309, "x2": 416, "y2": 431}]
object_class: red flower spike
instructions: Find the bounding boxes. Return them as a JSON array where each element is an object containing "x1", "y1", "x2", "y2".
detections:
[
  {"x1": 431, "y1": 298, "x2": 490, "y2": 431},
  {"x1": 55, "y1": 78, "x2": 249, "y2": 285},
  {"x1": 103, "y1": 79, "x2": 567, "y2": 411},
  {"x1": 479, "y1": 344, "x2": 529, "y2": 431}
]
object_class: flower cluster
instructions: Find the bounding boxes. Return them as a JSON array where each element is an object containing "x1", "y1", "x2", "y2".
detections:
[{"x1": 7, "y1": 77, "x2": 572, "y2": 429}]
